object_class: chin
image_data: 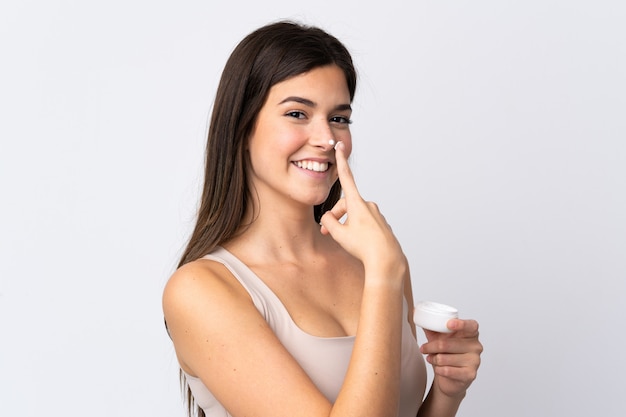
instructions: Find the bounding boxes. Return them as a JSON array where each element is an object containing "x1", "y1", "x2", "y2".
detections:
[
  {"x1": 305, "y1": 192, "x2": 332, "y2": 207},
  {"x1": 294, "y1": 183, "x2": 336, "y2": 207}
]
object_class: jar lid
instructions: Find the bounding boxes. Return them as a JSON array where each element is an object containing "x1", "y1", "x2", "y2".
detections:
[{"x1": 413, "y1": 301, "x2": 459, "y2": 333}]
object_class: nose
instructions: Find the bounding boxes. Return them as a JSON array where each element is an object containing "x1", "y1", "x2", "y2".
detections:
[
  {"x1": 316, "y1": 138, "x2": 336, "y2": 152},
  {"x1": 310, "y1": 121, "x2": 336, "y2": 151}
]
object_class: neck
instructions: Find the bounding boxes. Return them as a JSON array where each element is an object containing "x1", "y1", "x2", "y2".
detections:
[{"x1": 225, "y1": 200, "x2": 335, "y2": 263}]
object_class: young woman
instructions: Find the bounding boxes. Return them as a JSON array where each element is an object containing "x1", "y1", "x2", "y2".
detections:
[{"x1": 163, "y1": 21, "x2": 482, "y2": 417}]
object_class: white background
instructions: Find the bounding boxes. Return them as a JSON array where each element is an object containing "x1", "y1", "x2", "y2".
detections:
[{"x1": 1, "y1": 1, "x2": 625, "y2": 416}]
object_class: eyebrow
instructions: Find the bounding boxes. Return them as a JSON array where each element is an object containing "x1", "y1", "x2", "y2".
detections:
[{"x1": 278, "y1": 96, "x2": 352, "y2": 112}]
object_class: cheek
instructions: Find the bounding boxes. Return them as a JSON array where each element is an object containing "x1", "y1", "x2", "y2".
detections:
[
  {"x1": 272, "y1": 126, "x2": 308, "y2": 152},
  {"x1": 248, "y1": 124, "x2": 300, "y2": 162}
]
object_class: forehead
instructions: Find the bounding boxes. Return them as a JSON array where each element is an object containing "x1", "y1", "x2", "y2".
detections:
[{"x1": 267, "y1": 65, "x2": 351, "y2": 104}]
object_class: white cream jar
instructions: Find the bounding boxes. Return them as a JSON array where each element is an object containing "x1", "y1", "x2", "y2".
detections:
[{"x1": 413, "y1": 301, "x2": 459, "y2": 333}]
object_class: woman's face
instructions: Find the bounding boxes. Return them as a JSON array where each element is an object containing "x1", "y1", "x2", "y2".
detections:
[{"x1": 247, "y1": 64, "x2": 353, "y2": 210}]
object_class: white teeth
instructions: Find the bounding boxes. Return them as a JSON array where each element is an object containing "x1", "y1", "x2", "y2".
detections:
[{"x1": 295, "y1": 160, "x2": 329, "y2": 172}]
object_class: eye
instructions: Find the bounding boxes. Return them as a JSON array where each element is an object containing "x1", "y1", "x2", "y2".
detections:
[
  {"x1": 330, "y1": 115, "x2": 353, "y2": 125},
  {"x1": 286, "y1": 111, "x2": 306, "y2": 119}
]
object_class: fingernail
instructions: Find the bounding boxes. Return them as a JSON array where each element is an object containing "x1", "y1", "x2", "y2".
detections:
[{"x1": 334, "y1": 141, "x2": 343, "y2": 151}]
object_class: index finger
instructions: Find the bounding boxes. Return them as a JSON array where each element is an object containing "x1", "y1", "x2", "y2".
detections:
[{"x1": 334, "y1": 141, "x2": 361, "y2": 199}]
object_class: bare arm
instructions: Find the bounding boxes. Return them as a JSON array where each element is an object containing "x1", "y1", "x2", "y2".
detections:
[{"x1": 321, "y1": 140, "x2": 407, "y2": 416}]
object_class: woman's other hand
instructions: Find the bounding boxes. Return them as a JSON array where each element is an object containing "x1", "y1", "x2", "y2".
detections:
[{"x1": 420, "y1": 318, "x2": 483, "y2": 399}]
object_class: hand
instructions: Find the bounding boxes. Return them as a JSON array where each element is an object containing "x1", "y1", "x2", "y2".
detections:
[
  {"x1": 420, "y1": 318, "x2": 483, "y2": 399},
  {"x1": 320, "y1": 141, "x2": 405, "y2": 275}
]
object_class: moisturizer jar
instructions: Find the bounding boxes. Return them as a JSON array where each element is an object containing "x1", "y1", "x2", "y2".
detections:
[{"x1": 413, "y1": 301, "x2": 459, "y2": 333}]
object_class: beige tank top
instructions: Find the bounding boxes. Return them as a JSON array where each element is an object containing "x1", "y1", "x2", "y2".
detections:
[{"x1": 184, "y1": 246, "x2": 427, "y2": 416}]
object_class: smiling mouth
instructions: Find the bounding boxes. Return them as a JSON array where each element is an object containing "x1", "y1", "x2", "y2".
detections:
[{"x1": 294, "y1": 160, "x2": 330, "y2": 172}]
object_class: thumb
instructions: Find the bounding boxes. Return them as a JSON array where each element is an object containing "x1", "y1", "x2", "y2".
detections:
[{"x1": 319, "y1": 209, "x2": 343, "y2": 238}]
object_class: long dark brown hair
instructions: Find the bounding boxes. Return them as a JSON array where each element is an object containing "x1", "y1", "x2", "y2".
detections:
[{"x1": 175, "y1": 21, "x2": 357, "y2": 416}]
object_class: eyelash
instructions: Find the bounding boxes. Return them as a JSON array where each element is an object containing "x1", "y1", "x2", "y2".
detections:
[
  {"x1": 331, "y1": 116, "x2": 353, "y2": 125},
  {"x1": 286, "y1": 111, "x2": 306, "y2": 119},
  {"x1": 285, "y1": 112, "x2": 353, "y2": 125}
]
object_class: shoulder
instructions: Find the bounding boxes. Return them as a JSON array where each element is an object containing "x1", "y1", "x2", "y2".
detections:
[
  {"x1": 162, "y1": 258, "x2": 254, "y2": 373},
  {"x1": 163, "y1": 258, "x2": 249, "y2": 308}
]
